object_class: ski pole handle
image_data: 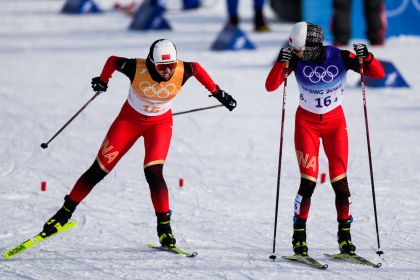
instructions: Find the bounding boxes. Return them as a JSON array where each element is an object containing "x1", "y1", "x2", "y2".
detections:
[{"x1": 358, "y1": 57, "x2": 364, "y2": 75}]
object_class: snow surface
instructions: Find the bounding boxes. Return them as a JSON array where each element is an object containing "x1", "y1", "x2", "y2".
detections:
[{"x1": 1, "y1": 0, "x2": 420, "y2": 279}]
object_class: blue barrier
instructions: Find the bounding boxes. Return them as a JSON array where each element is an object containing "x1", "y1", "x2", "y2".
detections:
[
  {"x1": 61, "y1": 0, "x2": 102, "y2": 14},
  {"x1": 363, "y1": 60, "x2": 409, "y2": 88},
  {"x1": 211, "y1": 25, "x2": 256, "y2": 51},
  {"x1": 303, "y1": 0, "x2": 420, "y2": 41},
  {"x1": 183, "y1": 0, "x2": 201, "y2": 10},
  {"x1": 129, "y1": 0, "x2": 171, "y2": 31}
]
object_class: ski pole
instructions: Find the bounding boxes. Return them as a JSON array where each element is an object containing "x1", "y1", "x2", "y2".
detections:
[
  {"x1": 40, "y1": 91, "x2": 102, "y2": 149},
  {"x1": 172, "y1": 104, "x2": 224, "y2": 116},
  {"x1": 356, "y1": 51, "x2": 383, "y2": 256},
  {"x1": 269, "y1": 60, "x2": 289, "y2": 261}
]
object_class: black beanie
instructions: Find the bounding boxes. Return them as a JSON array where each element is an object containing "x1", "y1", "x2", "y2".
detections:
[{"x1": 303, "y1": 23, "x2": 324, "y2": 61}]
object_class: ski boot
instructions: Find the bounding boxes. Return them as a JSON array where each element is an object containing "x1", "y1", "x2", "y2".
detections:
[
  {"x1": 157, "y1": 213, "x2": 176, "y2": 248},
  {"x1": 292, "y1": 217, "x2": 308, "y2": 255},
  {"x1": 337, "y1": 221, "x2": 356, "y2": 255},
  {"x1": 42, "y1": 195, "x2": 78, "y2": 237}
]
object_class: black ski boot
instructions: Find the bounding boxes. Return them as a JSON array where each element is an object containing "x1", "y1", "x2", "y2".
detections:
[
  {"x1": 42, "y1": 195, "x2": 78, "y2": 237},
  {"x1": 157, "y1": 213, "x2": 176, "y2": 248},
  {"x1": 337, "y1": 221, "x2": 356, "y2": 255},
  {"x1": 292, "y1": 218, "x2": 308, "y2": 255}
]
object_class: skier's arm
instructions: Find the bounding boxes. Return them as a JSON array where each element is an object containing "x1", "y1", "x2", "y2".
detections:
[
  {"x1": 183, "y1": 62, "x2": 236, "y2": 111},
  {"x1": 99, "y1": 56, "x2": 136, "y2": 83},
  {"x1": 92, "y1": 56, "x2": 136, "y2": 92},
  {"x1": 183, "y1": 62, "x2": 217, "y2": 92},
  {"x1": 265, "y1": 62, "x2": 287, "y2": 92},
  {"x1": 341, "y1": 50, "x2": 385, "y2": 79},
  {"x1": 265, "y1": 48, "x2": 295, "y2": 92}
]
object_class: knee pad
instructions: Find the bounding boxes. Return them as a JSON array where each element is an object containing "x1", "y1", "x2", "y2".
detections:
[
  {"x1": 144, "y1": 164, "x2": 166, "y2": 191},
  {"x1": 332, "y1": 177, "x2": 351, "y2": 200},
  {"x1": 80, "y1": 160, "x2": 108, "y2": 187},
  {"x1": 297, "y1": 178, "x2": 316, "y2": 198}
]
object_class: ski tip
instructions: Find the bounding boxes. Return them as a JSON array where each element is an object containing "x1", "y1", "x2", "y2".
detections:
[
  {"x1": 2, "y1": 253, "x2": 11, "y2": 259},
  {"x1": 67, "y1": 221, "x2": 77, "y2": 227}
]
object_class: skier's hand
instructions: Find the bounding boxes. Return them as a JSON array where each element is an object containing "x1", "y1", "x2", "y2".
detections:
[
  {"x1": 277, "y1": 48, "x2": 293, "y2": 62},
  {"x1": 353, "y1": 43, "x2": 369, "y2": 58},
  {"x1": 210, "y1": 85, "x2": 237, "y2": 111},
  {"x1": 91, "y1": 77, "x2": 108, "y2": 92}
]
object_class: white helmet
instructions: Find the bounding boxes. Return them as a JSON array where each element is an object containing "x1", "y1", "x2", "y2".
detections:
[
  {"x1": 288, "y1": 22, "x2": 307, "y2": 50},
  {"x1": 149, "y1": 39, "x2": 177, "y2": 64}
]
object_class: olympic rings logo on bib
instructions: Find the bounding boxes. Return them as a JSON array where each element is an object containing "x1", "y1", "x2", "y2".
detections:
[
  {"x1": 303, "y1": 65, "x2": 339, "y2": 84},
  {"x1": 139, "y1": 81, "x2": 177, "y2": 98}
]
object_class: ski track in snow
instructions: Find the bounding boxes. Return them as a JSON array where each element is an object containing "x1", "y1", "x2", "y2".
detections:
[{"x1": 1, "y1": 0, "x2": 420, "y2": 279}]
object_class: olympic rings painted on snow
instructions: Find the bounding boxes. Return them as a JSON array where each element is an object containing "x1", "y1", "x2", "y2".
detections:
[
  {"x1": 302, "y1": 65, "x2": 339, "y2": 84},
  {"x1": 138, "y1": 81, "x2": 177, "y2": 98}
]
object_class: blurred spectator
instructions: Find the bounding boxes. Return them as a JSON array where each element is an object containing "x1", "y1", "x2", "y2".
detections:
[
  {"x1": 332, "y1": 0, "x2": 386, "y2": 46},
  {"x1": 227, "y1": 0, "x2": 270, "y2": 32},
  {"x1": 270, "y1": 0, "x2": 301, "y2": 23},
  {"x1": 113, "y1": 0, "x2": 139, "y2": 16}
]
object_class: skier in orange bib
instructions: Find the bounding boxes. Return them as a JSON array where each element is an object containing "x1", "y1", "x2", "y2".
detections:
[{"x1": 41, "y1": 39, "x2": 237, "y2": 248}]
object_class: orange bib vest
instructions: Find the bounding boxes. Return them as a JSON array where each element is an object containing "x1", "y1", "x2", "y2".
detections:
[{"x1": 127, "y1": 59, "x2": 185, "y2": 116}]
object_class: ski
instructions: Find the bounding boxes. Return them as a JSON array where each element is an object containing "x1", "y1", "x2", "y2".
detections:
[
  {"x1": 324, "y1": 253, "x2": 381, "y2": 268},
  {"x1": 2, "y1": 221, "x2": 77, "y2": 259},
  {"x1": 282, "y1": 254, "x2": 328, "y2": 269},
  {"x1": 147, "y1": 244, "x2": 198, "y2": 257}
]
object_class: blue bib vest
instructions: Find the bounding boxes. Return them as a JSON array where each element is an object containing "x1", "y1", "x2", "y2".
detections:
[{"x1": 295, "y1": 46, "x2": 347, "y2": 114}]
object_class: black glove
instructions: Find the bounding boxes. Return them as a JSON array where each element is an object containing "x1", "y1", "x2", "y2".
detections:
[
  {"x1": 353, "y1": 43, "x2": 369, "y2": 58},
  {"x1": 91, "y1": 77, "x2": 108, "y2": 92},
  {"x1": 277, "y1": 48, "x2": 292, "y2": 62},
  {"x1": 211, "y1": 85, "x2": 237, "y2": 111}
]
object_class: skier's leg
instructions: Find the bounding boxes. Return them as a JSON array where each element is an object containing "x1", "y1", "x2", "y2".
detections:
[
  {"x1": 67, "y1": 114, "x2": 141, "y2": 202},
  {"x1": 322, "y1": 106, "x2": 350, "y2": 219},
  {"x1": 293, "y1": 107, "x2": 321, "y2": 254},
  {"x1": 143, "y1": 113, "x2": 174, "y2": 246},
  {"x1": 322, "y1": 106, "x2": 355, "y2": 254},
  {"x1": 294, "y1": 107, "x2": 320, "y2": 184},
  {"x1": 43, "y1": 104, "x2": 142, "y2": 235},
  {"x1": 144, "y1": 164, "x2": 175, "y2": 247},
  {"x1": 292, "y1": 178, "x2": 316, "y2": 255},
  {"x1": 332, "y1": 178, "x2": 356, "y2": 254}
]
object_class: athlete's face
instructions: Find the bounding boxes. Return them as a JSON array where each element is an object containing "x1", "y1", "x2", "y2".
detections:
[
  {"x1": 155, "y1": 61, "x2": 177, "y2": 81},
  {"x1": 293, "y1": 48, "x2": 304, "y2": 59}
]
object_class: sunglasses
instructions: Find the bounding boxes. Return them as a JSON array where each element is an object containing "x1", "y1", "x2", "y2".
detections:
[{"x1": 155, "y1": 61, "x2": 177, "y2": 71}]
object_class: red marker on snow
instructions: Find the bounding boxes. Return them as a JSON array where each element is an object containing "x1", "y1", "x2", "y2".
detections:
[
  {"x1": 41, "y1": 181, "x2": 47, "y2": 191},
  {"x1": 179, "y1": 178, "x2": 184, "y2": 188},
  {"x1": 320, "y1": 173, "x2": 326, "y2": 184}
]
